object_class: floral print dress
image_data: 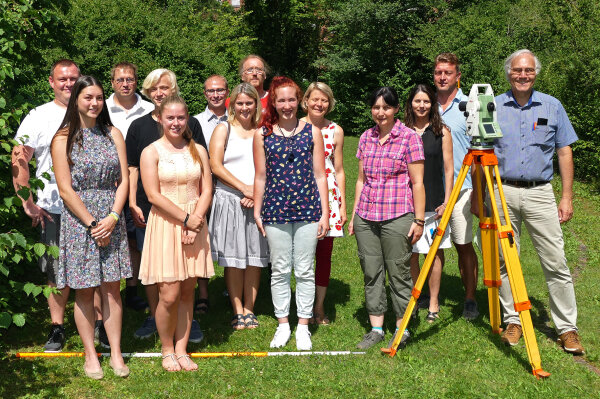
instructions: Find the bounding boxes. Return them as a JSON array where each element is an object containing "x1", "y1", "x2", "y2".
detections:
[
  {"x1": 322, "y1": 122, "x2": 343, "y2": 237},
  {"x1": 56, "y1": 126, "x2": 131, "y2": 289}
]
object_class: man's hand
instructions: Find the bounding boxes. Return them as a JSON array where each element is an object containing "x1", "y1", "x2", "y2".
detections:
[
  {"x1": 558, "y1": 197, "x2": 573, "y2": 223},
  {"x1": 130, "y1": 204, "x2": 146, "y2": 228},
  {"x1": 23, "y1": 202, "x2": 53, "y2": 228}
]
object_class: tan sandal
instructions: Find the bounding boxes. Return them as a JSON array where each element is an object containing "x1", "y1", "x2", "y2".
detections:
[
  {"x1": 162, "y1": 353, "x2": 181, "y2": 372},
  {"x1": 177, "y1": 354, "x2": 198, "y2": 371}
]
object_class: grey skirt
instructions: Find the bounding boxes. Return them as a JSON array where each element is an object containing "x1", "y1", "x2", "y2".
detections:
[{"x1": 209, "y1": 185, "x2": 269, "y2": 268}]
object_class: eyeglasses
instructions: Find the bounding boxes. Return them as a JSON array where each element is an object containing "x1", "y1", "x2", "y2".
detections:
[
  {"x1": 243, "y1": 67, "x2": 265, "y2": 75},
  {"x1": 205, "y1": 88, "x2": 227, "y2": 95},
  {"x1": 114, "y1": 77, "x2": 136, "y2": 84},
  {"x1": 510, "y1": 68, "x2": 536, "y2": 76}
]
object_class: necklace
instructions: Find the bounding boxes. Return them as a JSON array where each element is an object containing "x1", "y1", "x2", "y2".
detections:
[{"x1": 277, "y1": 120, "x2": 299, "y2": 163}]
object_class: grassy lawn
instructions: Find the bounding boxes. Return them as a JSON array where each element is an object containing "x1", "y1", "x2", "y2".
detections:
[{"x1": 1, "y1": 135, "x2": 599, "y2": 398}]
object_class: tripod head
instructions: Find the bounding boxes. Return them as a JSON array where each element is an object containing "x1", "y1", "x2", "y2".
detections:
[{"x1": 458, "y1": 84, "x2": 503, "y2": 149}]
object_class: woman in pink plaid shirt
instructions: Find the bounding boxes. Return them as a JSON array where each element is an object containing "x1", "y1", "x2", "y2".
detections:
[{"x1": 349, "y1": 86, "x2": 426, "y2": 350}]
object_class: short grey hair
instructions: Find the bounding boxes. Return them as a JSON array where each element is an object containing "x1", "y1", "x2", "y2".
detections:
[{"x1": 504, "y1": 49, "x2": 541, "y2": 80}]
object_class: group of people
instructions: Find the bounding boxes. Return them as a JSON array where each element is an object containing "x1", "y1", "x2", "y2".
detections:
[{"x1": 11, "y1": 49, "x2": 584, "y2": 378}]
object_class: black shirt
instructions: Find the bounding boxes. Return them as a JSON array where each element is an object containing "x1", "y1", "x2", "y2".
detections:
[
  {"x1": 125, "y1": 113, "x2": 207, "y2": 220},
  {"x1": 421, "y1": 126, "x2": 445, "y2": 212}
]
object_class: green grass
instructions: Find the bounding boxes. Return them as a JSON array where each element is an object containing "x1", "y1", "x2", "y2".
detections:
[{"x1": 1, "y1": 136, "x2": 599, "y2": 398}]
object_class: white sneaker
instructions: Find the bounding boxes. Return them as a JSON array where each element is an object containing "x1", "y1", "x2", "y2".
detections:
[
  {"x1": 295, "y1": 328, "x2": 312, "y2": 351},
  {"x1": 270, "y1": 325, "x2": 291, "y2": 348}
]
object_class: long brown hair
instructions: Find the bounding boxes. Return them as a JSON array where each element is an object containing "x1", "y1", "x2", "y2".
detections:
[
  {"x1": 403, "y1": 84, "x2": 446, "y2": 137},
  {"x1": 54, "y1": 75, "x2": 113, "y2": 166},
  {"x1": 158, "y1": 95, "x2": 202, "y2": 166}
]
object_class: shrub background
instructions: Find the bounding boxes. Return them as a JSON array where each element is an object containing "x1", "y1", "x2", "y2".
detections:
[{"x1": 1, "y1": 0, "x2": 598, "y2": 332}]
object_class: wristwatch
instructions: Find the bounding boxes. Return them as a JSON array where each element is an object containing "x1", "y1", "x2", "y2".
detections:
[{"x1": 88, "y1": 220, "x2": 98, "y2": 232}]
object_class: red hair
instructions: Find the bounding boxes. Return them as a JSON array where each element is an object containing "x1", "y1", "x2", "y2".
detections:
[{"x1": 263, "y1": 76, "x2": 303, "y2": 134}]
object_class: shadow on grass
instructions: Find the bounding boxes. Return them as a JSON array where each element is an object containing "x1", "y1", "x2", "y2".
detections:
[{"x1": 0, "y1": 357, "x2": 69, "y2": 399}]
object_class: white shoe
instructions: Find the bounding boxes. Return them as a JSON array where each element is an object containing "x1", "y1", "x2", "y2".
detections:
[
  {"x1": 270, "y1": 325, "x2": 291, "y2": 348},
  {"x1": 295, "y1": 328, "x2": 312, "y2": 351}
]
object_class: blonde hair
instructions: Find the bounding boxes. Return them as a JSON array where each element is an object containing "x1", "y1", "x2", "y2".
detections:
[
  {"x1": 301, "y1": 82, "x2": 336, "y2": 114},
  {"x1": 227, "y1": 83, "x2": 261, "y2": 127},
  {"x1": 141, "y1": 69, "x2": 180, "y2": 99},
  {"x1": 158, "y1": 95, "x2": 202, "y2": 166}
]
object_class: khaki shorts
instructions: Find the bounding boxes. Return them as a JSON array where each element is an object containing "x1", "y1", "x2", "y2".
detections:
[{"x1": 449, "y1": 189, "x2": 473, "y2": 245}]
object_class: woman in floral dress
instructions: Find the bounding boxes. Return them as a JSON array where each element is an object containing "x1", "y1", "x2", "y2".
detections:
[
  {"x1": 300, "y1": 82, "x2": 346, "y2": 325},
  {"x1": 52, "y1": 76, "x2": 131, "y2": 379}
]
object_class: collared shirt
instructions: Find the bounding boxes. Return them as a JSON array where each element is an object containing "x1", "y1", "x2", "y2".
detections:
[
  {"x1": 106, "y1": 93, "x2": 154, "y2": 139},
  {"x1": 439, "y1": 88, "x2": 472, "y2": 189},
  {"x1": 194, "y1": 106, "x2": 228, "y2": 150},
  {"x1": 494, "y1": 90, "x2": 577, "y2": 182},
  {"x1": 355, "y1": 119, "x2": 425, "y2": 222}
]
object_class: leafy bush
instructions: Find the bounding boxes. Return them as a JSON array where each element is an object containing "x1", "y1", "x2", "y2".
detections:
[{"x1": 0, "y1": 0, "x2": 66, "y2": 335}]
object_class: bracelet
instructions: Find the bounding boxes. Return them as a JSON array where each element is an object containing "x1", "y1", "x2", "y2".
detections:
[
  {"x1": 109, "y1": 211, "x2": 120, "y2": 222},
  {"x1": 414, "y1": 218, "x2": 425, "y2": 227},
  {"x1": 183, "y1": 213, "x2": 190, "y2": 228}
]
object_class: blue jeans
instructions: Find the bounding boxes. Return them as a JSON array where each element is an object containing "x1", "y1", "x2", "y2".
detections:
[{"x1": 265, "y1": 222, "x2": 318, "y2": 319}]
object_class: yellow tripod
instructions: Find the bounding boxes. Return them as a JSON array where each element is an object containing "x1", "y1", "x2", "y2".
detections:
[{"x1": 381, "y1": 148, "x2": 550, "y2": 379}]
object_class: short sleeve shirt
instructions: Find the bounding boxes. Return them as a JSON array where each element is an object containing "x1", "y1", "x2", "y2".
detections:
[
  {"x1": 14, "y1": 101, "x2": 66, "y2": 214},
  {"x1": 355, "y1": 119, "x2": 425, "y2": 221},
  {"x1": 494, "y1": 90, "x2": 578, "y2": 181},
  {"x1": 439, "y1": 89, "x2": 472, "y2": 189}
]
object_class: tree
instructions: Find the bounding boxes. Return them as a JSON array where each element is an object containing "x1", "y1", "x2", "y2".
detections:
[
  {"x1": 314, "y1": 0, "x2": 430, "y2": 134},
  {"x1": 415, "y1": 0, "x2": 600, "y2": 181}
]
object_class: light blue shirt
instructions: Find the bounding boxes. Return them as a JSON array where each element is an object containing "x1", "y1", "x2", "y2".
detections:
[
  {"x1": 494, "y1": 90, "x2": 577, "y2": 182},
  {"x1": 194, "y1": 106, "x2": 228, "y2": 150},
  {"x1": 439, "y1": 88, "x2": 471, "y2": 189}
]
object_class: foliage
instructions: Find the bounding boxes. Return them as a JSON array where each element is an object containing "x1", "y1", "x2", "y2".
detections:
[
  {"x1": 242, "y1": 0, "x2": 327, "y2": 84},
  {"x1": 0, "y1": 0, "x2": 67, "y2": 334},
  {"x1": 313, "y1": 0, "x2": 430, "y2": 135},
  {"x1": 57, "y1": 0, "x2": 254, "y2": 114},
  {"x1": 415, "y1": 0, "x2": 600, "y2": 182}
]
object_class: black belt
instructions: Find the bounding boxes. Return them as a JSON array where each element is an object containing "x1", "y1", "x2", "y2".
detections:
[{"x1": 501, "y1": 179, "x2": 549, "y2": 188}]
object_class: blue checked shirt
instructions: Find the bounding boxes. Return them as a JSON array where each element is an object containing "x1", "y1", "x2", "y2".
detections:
[{"x1": 494, "y1": 90, "x2": 577, "y2": 182}]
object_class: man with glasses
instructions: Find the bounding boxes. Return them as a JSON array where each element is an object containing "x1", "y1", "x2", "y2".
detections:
[
  {"x1": 107, "y1": 62, "x2": 153, "y2": 139},
  {"x1": 226, "y1": 55, "x2": 270, "y2": 124},
  {"x1": 105, "y1": 62, "x2": 154, "y2": 341},
  {"x1": 194, "y1": 75, "x2": 229, "y2": 150},
  {"x1": 489, "y1": 49, "x2": 583, "y2": 354}
]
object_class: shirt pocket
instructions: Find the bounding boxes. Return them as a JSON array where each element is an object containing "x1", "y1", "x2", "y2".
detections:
[
  {"x1": 533, "y1": 115, "x2": 556, "y2": 153},
  {"x1": 381, "y1": 151, "x2": 406, "y2": 177}
]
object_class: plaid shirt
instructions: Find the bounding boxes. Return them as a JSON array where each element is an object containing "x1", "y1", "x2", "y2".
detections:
[{"x1": 355, "y1": 119, "x2": 424, "y2": 221}]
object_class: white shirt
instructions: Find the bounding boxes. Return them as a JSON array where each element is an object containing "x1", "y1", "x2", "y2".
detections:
[
  {"x1": 106, "y1": 93, "x2": 153, "y2": 139},
  {"x1": 14, "y1": 101, "x2": 66, "y2": 214},
  {"x1": 194, "y1": 106, "x2": 228, "y2": 150}
]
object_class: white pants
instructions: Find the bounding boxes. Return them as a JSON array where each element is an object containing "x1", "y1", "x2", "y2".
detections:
[{"x1": 265, "y1": 222, "x2": 318, "y2": 319}]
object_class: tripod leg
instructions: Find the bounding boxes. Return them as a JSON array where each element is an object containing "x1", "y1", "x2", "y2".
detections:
[
  {"x1": 483, "y1": 165, "x2": 550, "y2": 378},
  {"x1": 475, "y1": 165, "x2": 501, "y2": 334},
  {"x1": 383, "y1": 160, "x2": 473, "y2": 356}
]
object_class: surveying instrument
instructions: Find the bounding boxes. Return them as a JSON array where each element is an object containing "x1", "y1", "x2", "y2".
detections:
[{"x1": 381, "y1": 84, "x2": 550, "y2": 378}]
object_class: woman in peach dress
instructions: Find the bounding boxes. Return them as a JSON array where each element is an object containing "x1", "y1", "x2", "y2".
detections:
[{"x1": 139, "y1": 95, "x2": 213, "y2": 372}]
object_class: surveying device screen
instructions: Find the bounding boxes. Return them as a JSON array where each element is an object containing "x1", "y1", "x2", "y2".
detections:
[{"x1": 458, "y1": 84, "x2": 503, "y2": 148}]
